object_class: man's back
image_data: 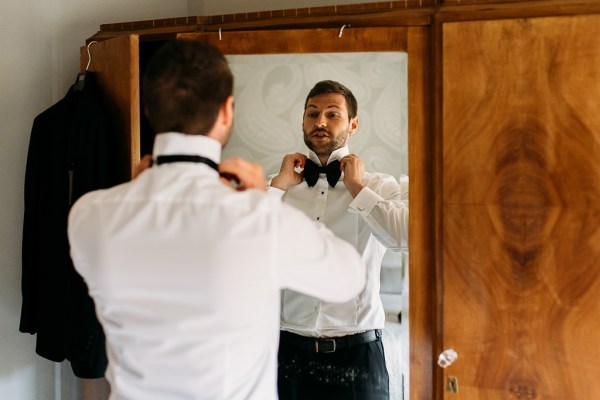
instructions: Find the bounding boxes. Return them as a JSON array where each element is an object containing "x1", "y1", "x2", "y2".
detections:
[{"x1": 69, "y1": 153, "x2": 364, "y2": 399}]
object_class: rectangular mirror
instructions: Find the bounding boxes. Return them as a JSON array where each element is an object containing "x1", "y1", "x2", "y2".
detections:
[{"x1": 179, "y1": 28, "x2": 411, "y2": 399}]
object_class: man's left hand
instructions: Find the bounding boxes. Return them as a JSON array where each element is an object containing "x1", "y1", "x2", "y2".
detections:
[{"x1": 340, "y1": 154, "x2": 365, "y2": 198}]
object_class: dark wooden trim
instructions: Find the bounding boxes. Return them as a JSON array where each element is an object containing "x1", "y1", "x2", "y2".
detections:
[
  {"x1": 99, "y1": 1, "x2": 436, "y2": 31},
  {"x1": 431, "y1": 15, "x2": 445, "y2": 400},
  {"x1": 407, "y1": 25, "x2": 436, "y2": 400},
  {"x1": 89, "y1": 0, "x2": 600, "y2": 43},
  {"x1": 179, "y1": 27, "x2": 409, "y2": 55},
  {"x1": 89, "y1": 11, "x2": 433, "y2": 42},
  {"x1": 435, "y1": 0, "x2": 600, "y2": 22},
  {"x1": 89, "y1": 2, "x2": 437, "y2": 42}
]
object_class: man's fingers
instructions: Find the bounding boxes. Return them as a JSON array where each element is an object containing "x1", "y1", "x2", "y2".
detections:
[
  {"x1": 219, "y1": 157, "x2": 266, "y2": 192},
  {"x1": 133, "y1": 154, "x2": 153, "y2": 179}
]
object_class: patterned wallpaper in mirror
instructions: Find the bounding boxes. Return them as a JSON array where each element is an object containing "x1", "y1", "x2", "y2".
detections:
[{"x1": 223, "y1": 52, "x2": 408, "y2": 180}]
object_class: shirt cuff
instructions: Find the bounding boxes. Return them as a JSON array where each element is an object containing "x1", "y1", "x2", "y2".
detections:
[
  {"x1": 347, "y1": 187, "x2": 382, "y2": 215},
  {"x1": 266, "y1": 185, "x2": 286, "y2": 199}
]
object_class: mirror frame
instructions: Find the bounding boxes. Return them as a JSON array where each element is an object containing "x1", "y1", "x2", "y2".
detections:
[{"x1": 180, "y1": 26, "x2": 434, "y2": 400}]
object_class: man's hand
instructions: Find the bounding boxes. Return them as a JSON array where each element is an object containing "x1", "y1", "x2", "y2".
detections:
[
  {"x1": 340, "y1": 154, "x2": 365, "y2": 198},
  {"x1": 219, "y1": 157, "x2": 266, "y2": 192},
  {"x1": 270, "y1": 153, "x2": 307, "y2": 191},
  {"x1": 132, "y1": 154, "x2": 153, "y2": 179}
]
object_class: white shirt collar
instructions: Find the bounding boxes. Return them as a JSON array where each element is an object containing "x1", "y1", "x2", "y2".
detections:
[
  {"x1": 307, "y1": 146, "x2": 350, "y2": 166},
  {"x1": 152, "y1": 132, "x2": 222, "y2": 163}
]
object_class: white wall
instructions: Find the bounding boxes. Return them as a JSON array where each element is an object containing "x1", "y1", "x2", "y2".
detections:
[{"x1": 0, "y1": 2, "x2": 187, "y2": 399}]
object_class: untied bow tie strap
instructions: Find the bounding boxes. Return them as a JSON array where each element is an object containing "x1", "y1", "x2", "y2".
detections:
[
  {"x1": 154, "y1": 155, "x2": 219, "y2": 172},
  {"x1": 303, "y1": 159, "x2": 342, "y2": 188}
]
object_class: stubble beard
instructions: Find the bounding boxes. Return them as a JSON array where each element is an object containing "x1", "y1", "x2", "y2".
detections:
[{"x1": 303, "y1": 128, "x2": 349, "y2": 161}]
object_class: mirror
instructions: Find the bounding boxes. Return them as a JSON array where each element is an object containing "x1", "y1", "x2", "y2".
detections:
[
  {"x1": 222, "y1": 51, "x2": 409, "y2": 400},
  {"x1": 177, "y1": 26, "x2": 412, "y2": 399}
]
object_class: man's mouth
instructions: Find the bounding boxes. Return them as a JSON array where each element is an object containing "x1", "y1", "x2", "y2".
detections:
[{"x1": 311, "y1": 129, "x2": 330, "y2": 139}]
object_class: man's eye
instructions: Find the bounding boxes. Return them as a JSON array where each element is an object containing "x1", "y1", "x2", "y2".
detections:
[{"x1": 327, "y1": 113, "x2": 341, "y2": 119}]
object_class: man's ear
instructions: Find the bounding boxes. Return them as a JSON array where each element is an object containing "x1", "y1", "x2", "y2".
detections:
[
  {"x1": 221, "y1": 96, "x2": 234, "y2": 128},
  {"x1": 348, "y1": 116, "x2": 359, "y2": 136}
]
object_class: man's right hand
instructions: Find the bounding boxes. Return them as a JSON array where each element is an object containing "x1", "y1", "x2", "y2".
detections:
[
  {"x1": 270, "y1": 153, "x2": 307, "y2": 191},
  {"x1": 219, "y1": 157, "x2": 266, "y2": 192},
  {"x1": 132, "y1": 154, "x2": 153, "y2": 179}
]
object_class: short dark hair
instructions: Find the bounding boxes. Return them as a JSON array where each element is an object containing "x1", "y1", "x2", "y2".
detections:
[
  {"x1": 303, "y1": 80, "x2": 358, "y2": 119},
  {"x1": 142, "y1": 40, "x2": 233, "y2": 135}
]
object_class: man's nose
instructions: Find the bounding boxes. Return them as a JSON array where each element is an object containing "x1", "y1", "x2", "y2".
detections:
[{"x1": 315, "y1": 115, "x2": 327, "y2": 128}]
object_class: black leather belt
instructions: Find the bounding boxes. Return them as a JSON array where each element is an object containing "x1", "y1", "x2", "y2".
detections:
[{"x1": 280, "y1": 330, "x2": 382, "y2": 354}]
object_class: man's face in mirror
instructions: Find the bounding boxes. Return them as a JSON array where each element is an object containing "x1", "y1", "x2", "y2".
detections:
[{"x1": 302, "y1": 93, "x2": 358, "y2": 160}]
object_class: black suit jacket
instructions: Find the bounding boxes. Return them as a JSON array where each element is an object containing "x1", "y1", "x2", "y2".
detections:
[{"x1": 20, "y1": 72, "x2": 122, "y2": 378}]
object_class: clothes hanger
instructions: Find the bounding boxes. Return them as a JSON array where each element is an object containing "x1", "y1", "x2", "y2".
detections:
[{"x1": 74, "y1": 41, "x2": 97, "y2": 91}]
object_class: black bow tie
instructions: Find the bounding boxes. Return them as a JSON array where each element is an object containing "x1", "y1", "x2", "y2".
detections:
[
  {"x1": 303, "y1": 159, "x2": 341, "y2": 187},
  {"x1": 155, "y1": 154, "x2": 219, "y2": 172}
]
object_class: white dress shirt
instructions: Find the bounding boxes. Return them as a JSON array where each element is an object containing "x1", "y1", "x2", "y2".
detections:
[
  {"x1": 268, "y1": 146, "x2": 409, "y2": 338},
  {"x1": 68, "y1": 132, "x2": 365, "y2": 400}
]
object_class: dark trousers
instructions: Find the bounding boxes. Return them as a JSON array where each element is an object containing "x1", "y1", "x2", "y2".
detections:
[{"x1": 278, "y1": 331, "x2": 390, "y2": 400}]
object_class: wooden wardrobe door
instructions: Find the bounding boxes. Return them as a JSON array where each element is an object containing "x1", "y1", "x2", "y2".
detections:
[
  {"x1": 81, "y1": 34, "x2": 140, "y2": 180},
  {"x1": 440, "y1": 14, "x2": 600, "y2": 398}
]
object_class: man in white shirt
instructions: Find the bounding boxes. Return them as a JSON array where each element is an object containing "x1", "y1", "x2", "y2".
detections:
[
  {"x1": 269, "y1": 80, "x2": 409, "y2": 400},
  {"x1": 67, "y1": 41, "x2": 366, "y2": 400}
]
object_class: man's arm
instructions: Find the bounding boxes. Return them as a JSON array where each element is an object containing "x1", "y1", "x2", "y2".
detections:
[
  {"x1": 343, "y1": 153, "x2": 408, "y2": 252},
  {"x1": 275, "y1": 202, "x2": 366, "y2": 303}
]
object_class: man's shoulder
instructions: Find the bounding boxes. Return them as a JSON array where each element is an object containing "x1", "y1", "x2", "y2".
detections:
[
  {"x1": 363, "y1": 170, "x2": 401, "y2": 184},
  {"x1": 71, "y1": 180, "x2": 133, "y2": 211}
]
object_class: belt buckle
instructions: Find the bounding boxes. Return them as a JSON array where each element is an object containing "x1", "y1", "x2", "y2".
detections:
[{"x1": 315, "y1": 338, "x2": 336, "y2": 353}]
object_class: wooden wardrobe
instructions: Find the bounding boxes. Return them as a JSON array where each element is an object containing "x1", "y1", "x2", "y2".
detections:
[{"x1": 82, "y1": 1, "x2": 600, "y2": 398}]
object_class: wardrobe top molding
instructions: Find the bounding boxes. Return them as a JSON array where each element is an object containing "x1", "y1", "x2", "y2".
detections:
[
  {"x1": 90, "y1": 1, "x2": 433, "y2": 42},
  {"x1": 86, "y1": 0, "x2": 600, "y2": 42}
]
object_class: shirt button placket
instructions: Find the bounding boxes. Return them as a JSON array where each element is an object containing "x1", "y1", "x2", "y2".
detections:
[{"x1": 315, "y1": 179, "x2": 327, "y2": 222}]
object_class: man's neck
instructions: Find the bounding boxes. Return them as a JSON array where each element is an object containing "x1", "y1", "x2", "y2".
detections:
[{"x1": 318, "y1": 155, "x2": 330, "y2": 166}]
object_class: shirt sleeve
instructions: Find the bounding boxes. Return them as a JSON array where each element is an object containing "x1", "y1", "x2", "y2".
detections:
[
  {"x1": 266, "y1": 185, "x2": 285, "y2": 199},
  {"x1": 347, "y1": 173, "x2": 409, "y2": 253},
  {"x1": 274, "y1": 202, "x2": 366, "y2": 303},
  {"x1": 266, "y1": 175, "x2": 286, "y2": 199}
]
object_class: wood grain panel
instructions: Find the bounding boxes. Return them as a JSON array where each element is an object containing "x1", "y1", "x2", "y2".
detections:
[
  {"x1": 81, "y1": 35, "x2": 140, "y2": 179},
  {"x1": 441, "y1": 14, "x2": 600, "y2": 399},
  {"x1": 407, "y1": 27, "x2": 435, "y2": 400},
  {"x1": 179, "y1": 27, "x2": 408, "y2": 54}
]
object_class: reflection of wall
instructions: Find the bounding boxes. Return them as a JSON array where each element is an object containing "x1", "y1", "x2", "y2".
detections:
[{"x1": 223, "y1": 52, "x2": 408, "y2": 178}]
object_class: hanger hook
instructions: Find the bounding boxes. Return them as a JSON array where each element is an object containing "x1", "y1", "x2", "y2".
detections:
[
  {"x1": 86, "y1": 41, "x2": 98, "y2": 71},
  {"x1": 338, "y1": 24, "x2": 350, "y2": 38}
]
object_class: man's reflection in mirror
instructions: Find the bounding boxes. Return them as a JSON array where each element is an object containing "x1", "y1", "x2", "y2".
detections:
[{"x1": 268, "y1": 80, "x2": 409, "y2": 400}]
